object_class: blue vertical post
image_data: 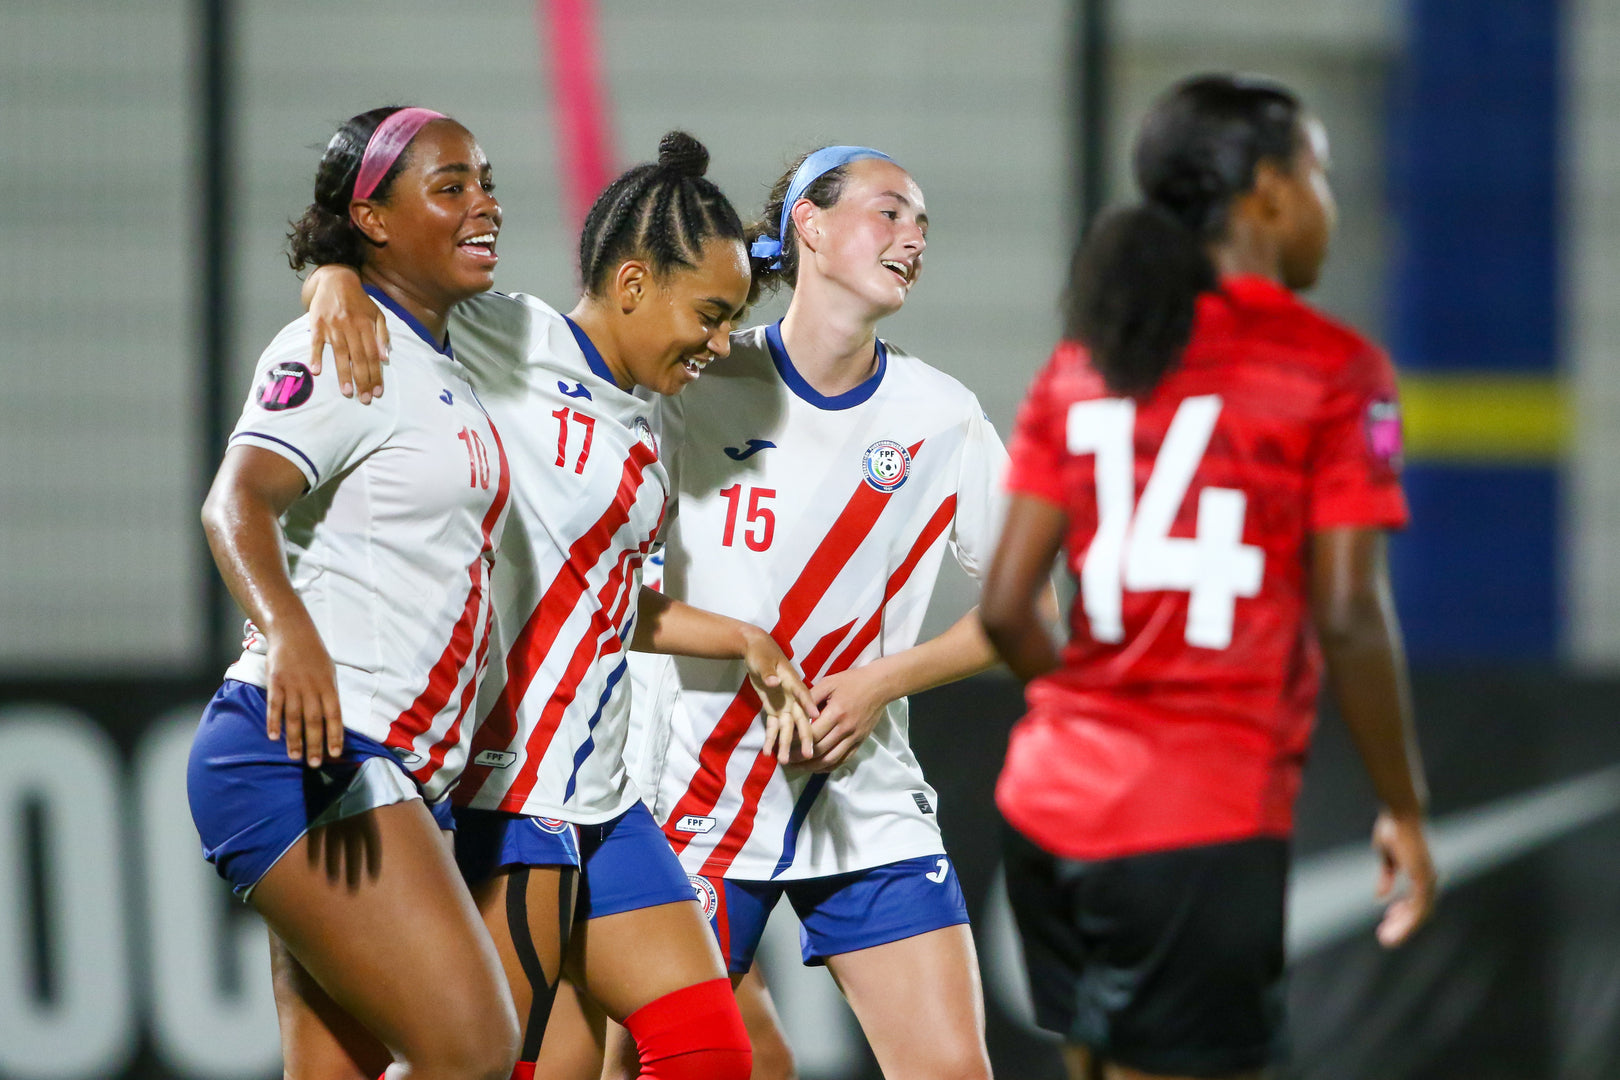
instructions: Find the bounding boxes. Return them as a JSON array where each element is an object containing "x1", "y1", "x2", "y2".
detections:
[{"x1": 1386, "y1": 0, "x2": 1562, "y2": 660}]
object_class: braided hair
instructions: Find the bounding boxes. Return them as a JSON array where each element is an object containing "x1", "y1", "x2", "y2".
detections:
[
  {"x1": 1065, "y1": 74, "x2": 1302, "y2": 395},
  {"x1": 287, "y1": 105, "x2": 422, "y2": 271},
  {"x1": 577, "y1": 131, "x2": 747, "y2": 295}
]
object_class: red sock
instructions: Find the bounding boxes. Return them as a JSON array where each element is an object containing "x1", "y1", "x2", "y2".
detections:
[
  {"x1": 509, "y1": 1064, "x2": 535, "y2": 1080},
  {"x1": 623, "y1": 977, "x2": 750, "y2": 1080}
]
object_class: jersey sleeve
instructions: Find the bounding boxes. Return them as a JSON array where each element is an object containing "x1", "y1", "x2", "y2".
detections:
[
  {"x1": 1003, "y1": 349, "x2": 1070, "y2": 506},
  {"x1": 949, "y1": 399, "x2": 1010, "y2": 581},
  {"x1": 228, "y1": 324, "x2": 399, "y2": 489},
  {"x1": 1307, "y1": 342, "x2": 1410, "y2": 531}
]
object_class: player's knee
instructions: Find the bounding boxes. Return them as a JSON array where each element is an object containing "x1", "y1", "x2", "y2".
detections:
[
  {"x1": 751, "y1": 1036, "x2": 797, "y2": 1080},
  {"x1": 623, "y1": 978, "x2": 752, "y2": 1080},
  {"x1": 403, "y1": 1003, "x2": 519, "y2": 1080}
]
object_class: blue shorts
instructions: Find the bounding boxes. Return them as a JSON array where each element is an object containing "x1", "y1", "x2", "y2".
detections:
[
  {"x1": 459, "y1": 800, "x2": 691, "y2": 920},
  {"x1": 187, "y1": 680, "x2": 446, "y2": 898},
  {"x1": 575, "y1": 802, "x2": 695, "y2": 919},
  {"x1": 453, "y1": 807, "x2": 582, "y2": 883},
  {"x1": 693, "y1": 854, "x2": 971, "y2": 974}
]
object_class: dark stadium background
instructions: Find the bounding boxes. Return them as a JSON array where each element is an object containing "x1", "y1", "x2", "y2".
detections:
[{"x1": 3, "y1": 2, "x2": 1614, "y2": 1078}]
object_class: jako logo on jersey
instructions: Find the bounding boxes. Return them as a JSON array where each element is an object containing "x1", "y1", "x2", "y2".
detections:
[
  {"x1": 724, "y1": 439, "x2": 776, "y2": 461},
  {"x1": 534, "y1": 816, "x2": 571, "y2": 835},
  {"x1": 474, "y1": 749, "x2": 517, "y2": 768},
  {"x1": 439, "y1": 389, "x2": 453, "y2": 405},
  {"x1": 634, "y1": 417, "x2": 658, "y2": 456},
  {"x1": 910, "y1": 791, "x2": 934, "y2": 814},
  {"x1": 258, "y1": 362, "x2": 314, "y2": 411},
  {"x1": 925, "y1": 858, "x2": 950, "y2": 883},
  {"x1": 862, "y1": 440, "x2": 911, "y2": 492},
  {"x1": 674, "y1": 814, "x2": 716, "y2": 834},
  {"x1": 1365, "y1": 398, "x2": 1403, "y2": 470},
  {"x1": 688, "y1": 874, "x2": 720, "y2": 918},
  {"x1": 391, "y1": 748, "x2": 426, "y2": 767},
  {"x1": 559, "y1": 380, "x2": 592, "y2": 400}
]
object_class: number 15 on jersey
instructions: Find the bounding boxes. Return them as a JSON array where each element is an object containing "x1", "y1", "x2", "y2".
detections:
[{"x1": 1067, "y1": 395, "x2": 1264, "y2": 650}]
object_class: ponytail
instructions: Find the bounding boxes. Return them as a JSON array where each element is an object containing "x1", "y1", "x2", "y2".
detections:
[{"x1": 1064, "y1": 205, "x2": 1215, "y2": 396}]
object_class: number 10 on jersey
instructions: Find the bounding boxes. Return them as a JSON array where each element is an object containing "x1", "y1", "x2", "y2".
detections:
[{"x1": 1067, "y1": 395, "x2": 1264, "y2": 650}]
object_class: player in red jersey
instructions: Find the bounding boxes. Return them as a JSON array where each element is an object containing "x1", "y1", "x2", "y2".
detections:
[{"x1": 979, "y1": 75, "x2": 1437, "y2": 1080}]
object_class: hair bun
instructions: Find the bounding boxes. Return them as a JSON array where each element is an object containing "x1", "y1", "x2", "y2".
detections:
[{"x1": 657, "y1": 130, "x2": 710, "y2": 177}]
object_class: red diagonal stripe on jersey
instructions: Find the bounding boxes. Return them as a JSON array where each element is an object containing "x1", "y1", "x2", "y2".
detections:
[
  {"x1": 385, "y1": 420, "x2": 512, "y2": 753},
  {"x1": 411, "y1": 576, "x2": 496, "y2": 788},
  {"x1": 799, "y1": 618, "x2": 859, "y2": 685},
  {"x1": 695, "y1": 491, "x2": 957, "y2": 878},
  {"x1": 664, "y1": 441, "x2": 925, "y2": 853},
  {"x1": 824, "y1": 493, "x2": 957, "y2": 679},
  {"x1": 489, "y1": 499, "x2": 655, "y2": 810},
  {"x1": 459, "y1": 441, "x2": 655, "y2": 799},
  {"x1": 659, "y1": 617, "x2": 852, "y2": 850}
]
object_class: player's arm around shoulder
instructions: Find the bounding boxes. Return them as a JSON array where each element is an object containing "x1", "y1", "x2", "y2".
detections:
[{"x1": 302, "y1": 263, "x2": 389, "y2": 403}]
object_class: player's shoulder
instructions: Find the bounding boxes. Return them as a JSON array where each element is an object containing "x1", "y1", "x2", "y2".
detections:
[
  {"x1": 718, "y1": 324, "x2": 775, "y2": 374},
  {"x1": 686, "y1": 324, "x2": 781, "y2": 394},
  {"x1": 1022, "y1": 339, "x2": 1109, "y2": 408},
  {"x1": 877, "y1": 338, "x2": 986, "y2": 418},
  {"x1": 1216, "y1": 277, "x2": 1382, "y2": 373},
  {"x1": 452, "y1": 289, "x2": 563, "y2": 341}
]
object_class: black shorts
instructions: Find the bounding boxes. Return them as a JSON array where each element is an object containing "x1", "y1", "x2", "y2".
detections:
[{"x1": 1002, "y1": 823, "x2": 1288, "y2": 1077}]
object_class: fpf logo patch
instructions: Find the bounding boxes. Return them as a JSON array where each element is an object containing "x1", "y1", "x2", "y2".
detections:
[
  {"x1": 634, "y1": 416, "x2": 659, "y2": 456},
  {"x1": 862, "y1": 439, "x2": 911, "y2": 492},
  {"x1": 259, "y1": 362, "x2": 314, "y2": 411},
  {"x1": 688, "y1": 874, "x2": 719, "y2": 919}
]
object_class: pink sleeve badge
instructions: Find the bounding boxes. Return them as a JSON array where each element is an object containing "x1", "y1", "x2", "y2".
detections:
[{"x1": 1364, "y1": 398, "x2": 1403, "y2": 470}]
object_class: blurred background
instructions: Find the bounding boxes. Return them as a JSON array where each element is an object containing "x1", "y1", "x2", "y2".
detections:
[{"x1": 2, "y1": 1, "x2": 1616, "y2": 1077}]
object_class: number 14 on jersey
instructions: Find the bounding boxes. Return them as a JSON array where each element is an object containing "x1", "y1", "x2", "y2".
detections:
[{"x1": 1067, "y1": 395, "x2": 1264, "y2": 650}]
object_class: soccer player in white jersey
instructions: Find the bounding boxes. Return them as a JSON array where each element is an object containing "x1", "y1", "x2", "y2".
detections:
[
  {"x1": 303, "y1": 133, "x2": 819, "y2": 1080},
  {"x1": 188, "y1": 108, "x2": 521, "y2": 1080},
  {"x1": 609, "y1": 146, "x2": 1040, "y2": 1080}
]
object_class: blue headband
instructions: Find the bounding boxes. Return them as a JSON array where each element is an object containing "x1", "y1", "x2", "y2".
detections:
[{"x1": 750, "y1": 145, "x2": 897, "y2": 270}]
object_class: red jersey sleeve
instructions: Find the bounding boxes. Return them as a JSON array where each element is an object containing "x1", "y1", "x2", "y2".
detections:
[
  {"x1": 1307, "y1": 341, "x2": 1410, "y2": 531},
  {"x1": 1004, "y1": 345, "x2": 1073, "y2": 506}
]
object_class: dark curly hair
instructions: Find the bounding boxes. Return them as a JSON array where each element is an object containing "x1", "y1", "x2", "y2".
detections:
[{"x1": 286, "y1": 105, "x2": 431, "y2": 272}]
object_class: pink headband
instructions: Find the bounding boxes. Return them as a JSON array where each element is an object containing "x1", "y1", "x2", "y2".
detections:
[{"x1": 352, "y1": 107, "x2": 447, "y2": 200}]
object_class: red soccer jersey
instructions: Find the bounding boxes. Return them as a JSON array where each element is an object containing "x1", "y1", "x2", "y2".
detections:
[{"x1": 996, "y1": 274, "x2": 1408, "y2": 860}]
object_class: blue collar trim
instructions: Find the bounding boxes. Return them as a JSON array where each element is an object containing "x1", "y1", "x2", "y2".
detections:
[
  {"x1": 562, "y1": 315, "x2": 622, "y2": 387},
  {"x1": 363, "y1": 285, "x2": 452, "y2": 356},
  {"x1": 764, "y1": 321, "x2": 886, "y2": 411}
]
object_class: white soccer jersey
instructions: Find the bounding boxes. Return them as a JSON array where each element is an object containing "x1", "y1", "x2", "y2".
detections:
[
  {"x1": 447, "y1": 291, "x2": 668, "y2": 823},
  {"x1": 225, "y1": 289, "x2": 510, "y2": 802},
  {"x1": 630, "y1": 323, "x2": 1008, "y2": 880}
]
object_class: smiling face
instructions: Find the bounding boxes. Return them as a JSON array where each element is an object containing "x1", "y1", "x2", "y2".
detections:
[
  {"x1": 351, "y1": 119, "x2": 502, "y2": 307},
  {"x1": 617, "y1": 237, "x2": 752, "y2": 396},
  {"x1": 793, "y1": 158, "x2": 928, "y2": 318}
]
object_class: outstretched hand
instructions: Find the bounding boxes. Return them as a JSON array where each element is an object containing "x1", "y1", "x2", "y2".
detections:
[
  {"x1": 305, "y1": 266, "x2": 389, "y2": 403},
  {"x1": 1372, "y1": 809, "x2": 1437, "y2": 947},
  {"x1": 742, "y1": 631, "x2": 819, "y2": 764}
]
